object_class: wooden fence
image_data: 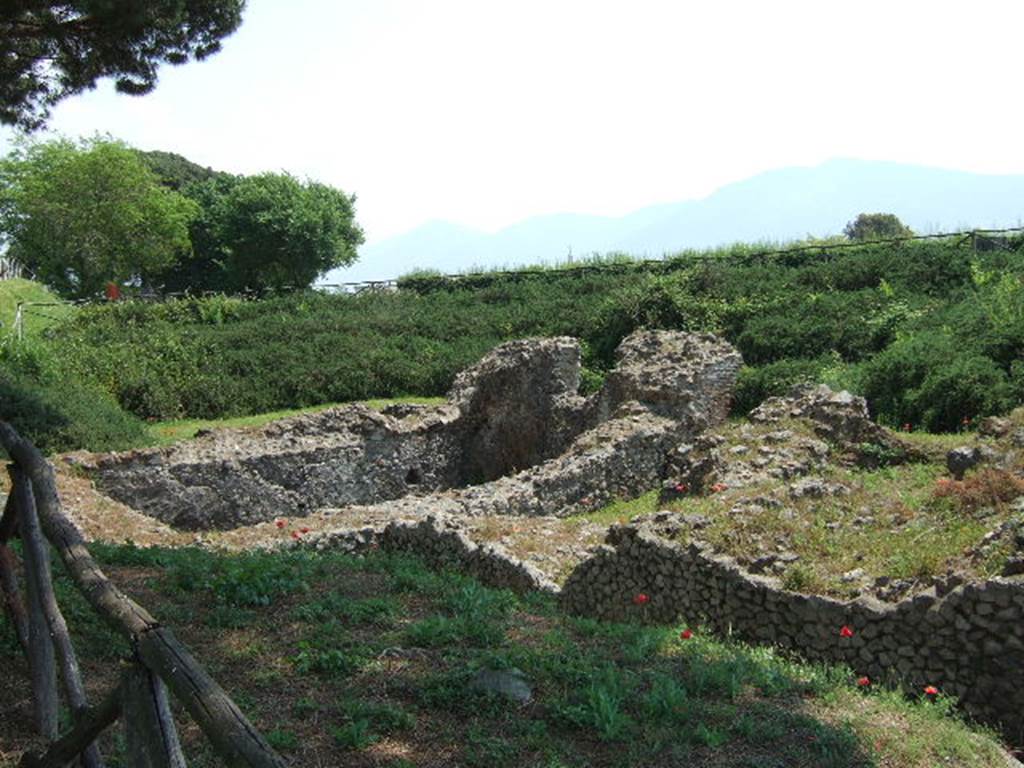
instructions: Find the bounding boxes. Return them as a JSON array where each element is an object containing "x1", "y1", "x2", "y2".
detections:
[{"x1": 0, "y1": 421, "x2": 286, "y2": 768}]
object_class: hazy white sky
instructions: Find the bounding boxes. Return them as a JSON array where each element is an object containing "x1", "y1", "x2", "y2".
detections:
[{"x1": 2, "y1": 0, "x2": 1023, "y2": 243}]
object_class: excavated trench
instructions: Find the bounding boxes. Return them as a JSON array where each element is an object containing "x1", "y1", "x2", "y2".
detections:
[{"x1": 77, "y1": 331, "x2": 743, "y2": 531}]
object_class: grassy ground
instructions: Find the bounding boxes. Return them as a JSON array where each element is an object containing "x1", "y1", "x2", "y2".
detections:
[
  {"x1": 145, "y1": 396, "x2": 446, "y2": 445},
  {"x1": 0, "y1": 278, "x2": 71, "y2": 339},
  {"x1": 573, "y1": 422, "x2": 1024, "y2": 598},
  {"x1": 0, "y1": 544, "x2": 1012, "y2": 768}
]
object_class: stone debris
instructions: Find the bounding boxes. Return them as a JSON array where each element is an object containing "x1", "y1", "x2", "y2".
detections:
[
  {"x1": 78, "y1": 330, "x2": 742, "y2": 530},
  {"x1": 750, "y1": 383, "x2": 917, "y2": 464},
  {"x1": 468, "y1": 668, "x2": 533, "y2": 705}
]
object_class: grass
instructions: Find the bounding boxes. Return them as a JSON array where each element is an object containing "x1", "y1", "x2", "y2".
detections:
[
  {"x1": 0, "y1": 544, "x2": 1012, "y2": 767},
  {"x1": 0, "y1": 278, "x2": 72, "y2": 339},
  {"x1": 144, "y1": 395, "x2": 446, "y2": 445},
  {"x1": 572, "y1": 421, "x2": 1024, "y2": 598}
]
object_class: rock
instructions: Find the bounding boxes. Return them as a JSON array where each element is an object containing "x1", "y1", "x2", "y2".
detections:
[
  {"x1": 681, "y1": 513, "x2": 711, "y2": 530},
  {"x1": 750, "y1": 554, "x2": 779, "y2": 573},
  {"x1": 597, "y1": 330, "x2": 743, "y2": 424},
  {"x1": 842, "y1": 568, "x2": 866, "y2": 583},
  {"x1": 468, "y1": 668, "x2": 533, "y2": 705},
  {"x1": 750, "y1": 384, "x2": 916, "y2": 464},
  {"x1": 979, "y1": 417, "x2": 1013, "y2": 438},
  {"x1": 789, "y1": 478, "x2": 850, "y2": 499},
  {"x1": 947, "y1": 446, "x2": 981, "y2": 480},
  {"x1": 660, "y1": 439, "x2": 724, "y2": 502},
  {"x1": 1002, "y1": 557, "x2": 1024, "y2": 577},
  {"x1": 82, "y1": 330, "x2": 743, "y2": 530}
]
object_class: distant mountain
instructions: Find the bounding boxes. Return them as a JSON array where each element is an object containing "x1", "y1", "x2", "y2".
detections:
[{"x1": 322, "y1": 159, "x2": 1024, "y2": 284}]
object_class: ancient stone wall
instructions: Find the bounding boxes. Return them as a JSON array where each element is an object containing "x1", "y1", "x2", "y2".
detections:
[
  {"x1": 79, "y1": 330, "x2": 743, "y2": 530},
  {"x1": 559, "y1": 521, "x2": 1024, "y2": 744},
  {"x1": 79, "y1": 405, "x2": 464, "y2": 529},
  {"x1": 378, "y1": 515, "x2": 559, "y2": 595}
]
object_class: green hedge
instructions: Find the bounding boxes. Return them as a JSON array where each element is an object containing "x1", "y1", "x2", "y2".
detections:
[{"x1": 5, "y1": 233, "x2": 1022, "y2": 450}]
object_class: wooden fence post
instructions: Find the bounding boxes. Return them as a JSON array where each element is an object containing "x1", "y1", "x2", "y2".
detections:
[
  {"x1": 10, "y1": 467, "x2": 59, "y2": 740},
  {"x1": 122, "y1": 664, "x2": 188, "y2": 768},
  {"x1": 0, "y1": 491, "x2": 29, "y2": 654},
  {"x1": 18, "y1": 681, "x2": 122, "y2": 768},
  {"x1": 0, "y1": 422, "x2": 287, "y2": 768},
  {"x1": 9, "y1": 464, "x2": 104, "y2": 767},
  {"x1": 137, "y1": 627, "x2": 286, "y2": 768}
]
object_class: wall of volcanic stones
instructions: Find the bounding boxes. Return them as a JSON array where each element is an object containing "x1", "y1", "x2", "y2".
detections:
[
  {"x1": 78, "y1": 330, "x2": 743, "y2": 531},
  {"x1": 559, "y1": 523, "x2": 1024, "y2": 744}
]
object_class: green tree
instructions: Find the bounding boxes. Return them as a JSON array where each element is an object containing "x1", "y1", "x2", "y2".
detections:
[
  {"x1": 157, "y1": 172, "x2": 364, "y2": 293},
  {"x1": 843, "y1": 212, "x2": 914, "y2": 241},
  {"x1": 1, "y1": 1, "x2": 245, "y2": 131},
  {"x1": 0, "y1": 137, "x2": 199, "y2": 298}
]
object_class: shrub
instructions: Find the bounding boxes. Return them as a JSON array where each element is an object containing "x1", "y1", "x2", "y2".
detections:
[
  {"x1": 731, "y1": 358, "x2": 827, "y2": 415},
  {"x1": 5, "y1": 232, "x2": 1018, "y2": 447},
  {"x1": 860, "y1": 332, "x2": 1017, "y2": 432},
  {"x1": 0, "y1": 349, "x2": 147, "y2": 453},
  {"x1": 933, "y1": 470, "x2": 1024, "y2": 514}
]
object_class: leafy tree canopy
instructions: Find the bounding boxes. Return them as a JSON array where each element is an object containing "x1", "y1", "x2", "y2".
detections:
[
  {"x1": 843, "y1": 212, "x2": 914, "y2": 242},
  {"x1": 1, "y1": 1, "x2": 245, "y2": 131},
  {"x1": 0, "y1": 136, "x2": 199, "y2": 298},
  {"x1": 158, "y1": 172, "x2": 365, "y2": 293}
]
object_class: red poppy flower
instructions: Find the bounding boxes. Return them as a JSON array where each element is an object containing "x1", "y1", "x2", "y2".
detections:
[
  {"x1": 839, "y1": 625, "x2": 854, "y2": 638},
  {"x1": 901, "y1": 423, "x2": 912, "y2": 432},
  {"x1": 291, "y1": 530, "x2": 301, "y2": 540},
  {"x1": 857, "y1": 676, "x2": 870, "y2": 687},
  {"x1": 633, "y1": 593, "x2": 650, "y2": 605},
  {"x1": 924, "y1": 685, "x2": 939, "y2": 696},
  {"x1": 674, "y1": 482, "x2": 689, "y2": 493},
  {"x1": 710, "y1": 482, "x2": 727, "y2": 493},
  {"x1": 680, "y1": 629, "x2": 693, "y2": 640},
  {"x1": 300, "y1": 527, "x2": 310, "y2": 534},
  {"x1": 275, "y1": 519, "x2": 286, "y2": 529}
]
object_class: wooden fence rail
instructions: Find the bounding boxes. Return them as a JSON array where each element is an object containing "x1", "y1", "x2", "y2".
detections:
[{"x1": 0, "y1": 421, "x2": 286, "y2": 768}]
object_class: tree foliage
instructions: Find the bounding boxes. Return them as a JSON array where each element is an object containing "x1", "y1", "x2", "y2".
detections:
[
  {"x1": 0, "y1": 137, "x2": 199, "y2": 298},
  {"x1": 843, "y1": 212, "x2": 914, "y2": 242},
  {"x1": 1, "y1": 1, "x2": 245, "y2": 131},
  {"x1": 156, "y1": 172, "x2": 365, "y2": 293}
]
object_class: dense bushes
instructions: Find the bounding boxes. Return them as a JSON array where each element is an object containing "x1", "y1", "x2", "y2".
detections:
[
  {"x1": 0, "y1": 346, "x2": 147, "y2": 453},
  {"x1": 4, "y1": 233, "x2": 1023, "y2": 450},
  {"x1": 859, "y1": 333, "x2": 1020, "y2": 432}
]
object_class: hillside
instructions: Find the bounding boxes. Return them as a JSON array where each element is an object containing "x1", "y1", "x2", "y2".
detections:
[
  {"x1": 0, "y1": 277, "x2": 69, "y2": 338},
  {"x1": 2, "y1": 230, "x2": 1022, "y2": 454},
  {"x1": 326, "y1": 159, "x2": 1024, "y2": 282}
]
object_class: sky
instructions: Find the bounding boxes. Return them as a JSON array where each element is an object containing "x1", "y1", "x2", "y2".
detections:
[{"x1": 2, "y1": 0, "x2": 1024, "y2": 245}]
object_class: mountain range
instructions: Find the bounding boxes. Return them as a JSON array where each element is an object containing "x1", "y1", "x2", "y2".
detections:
[{"x1": 322, "y1": 159, "x2": 1024, "y2": 284}]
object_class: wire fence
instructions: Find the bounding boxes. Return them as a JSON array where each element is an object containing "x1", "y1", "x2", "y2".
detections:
[{"x1": 318, "y1": 225, "x2": 1024, "y2": 293}]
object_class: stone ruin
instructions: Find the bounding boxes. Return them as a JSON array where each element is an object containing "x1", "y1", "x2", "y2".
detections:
[
  {"x1": 77, "y1": 330, "x2": 743, "y2": 530},
  {"x1": 70, "y1": 334, "x2": 1024, "y2": 746}
]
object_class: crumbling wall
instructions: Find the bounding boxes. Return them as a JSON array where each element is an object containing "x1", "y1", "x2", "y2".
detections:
[
  {"x1": 448, "y1": 337, "x2": 587, "y2": 483},
  {"x1": 79, "y1": 330, "x2": 742, "y2": 530},
  {"x1": 559, "y1": 519, "x2": 1024, "y2": 745}
]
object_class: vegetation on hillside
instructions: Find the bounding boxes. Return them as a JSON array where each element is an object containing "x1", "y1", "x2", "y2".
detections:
[
  {"x1": 0, "y1": 544, "x2": 1010, "y2": 767},
  {"x1": 1, "y1": 231, "x2": 1022, "y2": 453}
]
